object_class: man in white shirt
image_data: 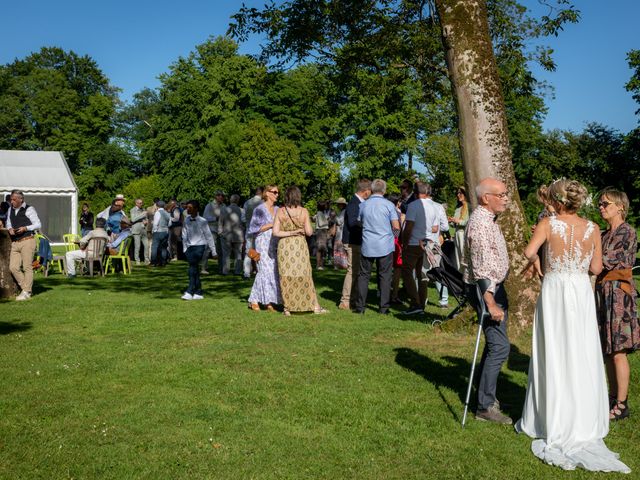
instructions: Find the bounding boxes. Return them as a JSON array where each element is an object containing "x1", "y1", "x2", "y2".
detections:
[
  {"x1": 6, "y1": 190, "x2": 42, "y2": 300},
  {"x1": 400, "y1": 182, "x2": 441, "y2": 315},
  {"x1": 181, "y1": 200, "x2": 217, "y2": 300},
  {"x1": 431, "y1": 199, "x2": 451, "y2": 308}
]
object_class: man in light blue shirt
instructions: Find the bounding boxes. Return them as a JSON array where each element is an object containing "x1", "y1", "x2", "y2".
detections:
[{"x1": 354, "y1": 179, "x2": 400, "y2": 314}]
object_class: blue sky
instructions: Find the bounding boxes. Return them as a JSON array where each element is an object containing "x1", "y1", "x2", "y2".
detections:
[{"x1": 1, "y1": 0, "x2": 638, "y2": 133}]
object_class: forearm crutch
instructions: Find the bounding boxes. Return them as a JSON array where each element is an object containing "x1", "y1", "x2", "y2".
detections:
[{"x1": 461, "y1": 279, "x2": 490, "y2": 428}]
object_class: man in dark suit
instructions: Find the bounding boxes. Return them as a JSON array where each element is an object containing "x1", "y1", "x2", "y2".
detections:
[
  {"x1": 338, "y1": 179, "x2": 372, "y2": 310},
  {"x1": 399, "y1": 178, "x2": 417, "y2": 214}
]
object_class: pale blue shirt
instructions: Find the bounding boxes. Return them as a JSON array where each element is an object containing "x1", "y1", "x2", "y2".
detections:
[{"x1": 358, "y1": 194, "x2": 399, "y2": 258}]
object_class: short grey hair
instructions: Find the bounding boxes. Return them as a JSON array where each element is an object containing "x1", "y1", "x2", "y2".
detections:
[
  {"x1": 10, "y1": 189, "x2": 24, "y2": 200},
  {"x1": 230, "y1": 194, "x2": 240, "y2": 205},
  {"x1": 371, "y1": 179, "x2": 387, "y2": 195},
  {"x1": 415, "y1": 181, "x2": 431, "y2": 196}
]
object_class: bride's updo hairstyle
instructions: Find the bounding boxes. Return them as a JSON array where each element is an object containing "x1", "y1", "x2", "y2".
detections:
[{"x1": 547, "y1": 179, "x2": 588, "y2": 212}]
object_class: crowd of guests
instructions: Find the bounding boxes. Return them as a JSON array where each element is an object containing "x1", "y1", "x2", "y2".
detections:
[{"x1": 2, "y1": 176, "x2": 638, "y2": 473}]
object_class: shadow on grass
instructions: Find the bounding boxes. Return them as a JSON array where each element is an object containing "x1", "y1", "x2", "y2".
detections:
[
  {"x1": 507, "y1": 344, "x2": 530, "y2": 374},
  {"x1": 0, "y1": 321, "x2": 32, "y2": 335},
  {"x1": 36, "y1": 261, "x2": 257, "y2": 300},
  {"x1": 394, "y1": 347, "x2": 526, "y2": 422}
]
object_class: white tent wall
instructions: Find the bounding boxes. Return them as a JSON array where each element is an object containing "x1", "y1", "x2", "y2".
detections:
[
  {"x1": 0, "y1": 150, "x2": 78, "y2": 244},
  {"x1": 0, "y1": 192, "x2": 78, "y2": 243}
]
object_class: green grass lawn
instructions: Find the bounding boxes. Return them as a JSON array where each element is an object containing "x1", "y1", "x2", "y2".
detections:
[{"x1": 0, "y1": 263, "x2": 637, "y2": 479}]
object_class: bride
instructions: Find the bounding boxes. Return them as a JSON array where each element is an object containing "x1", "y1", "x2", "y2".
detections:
[{"x1": 515, "y1": 179, "x2": 630, "y2": 473}]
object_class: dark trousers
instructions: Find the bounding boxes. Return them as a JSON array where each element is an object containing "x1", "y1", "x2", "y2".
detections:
[
  {"x1": 151, "y1": 232, "x2": 169, "y2": 266},
  {"x1": 466, "y1": 282, "x2": 510, "y2": 410},
  {"x1": 356, "y1": 252, "x2": 393, "y2": 312},
  {"x1": 185, "y1": 245, "x2": 205, "y2": 295}
]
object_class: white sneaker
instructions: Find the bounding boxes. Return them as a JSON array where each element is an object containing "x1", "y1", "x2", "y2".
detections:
[
  {"x1": 200, "y1": 270, "x2": 209, "y2": 275},
  {"x1": 16, "y1": 291, "x2": 32, "y2": 301},
  {"x1": 181, "y1": 292, "x2": 194, "y2": 301},
  {"x1": 192, "y1": 294, "x2": 204, "y2": 300}
]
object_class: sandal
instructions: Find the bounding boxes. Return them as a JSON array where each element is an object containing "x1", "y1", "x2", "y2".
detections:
[
  {"x1": 283, "y1": 309, "x2": 291, "y2": 316},
  {"x1": 266, "y1": 304, "x2": 276, "y2": 312},
  {"x1": 610, "y1": 399, "x2": 629, "y2": 421},
  {"x1": 249, "y1": 303, "x2": 260, "y2": 311},
  {"x1": 313, "y1": 307, "x2": 329, "y2": 314}
]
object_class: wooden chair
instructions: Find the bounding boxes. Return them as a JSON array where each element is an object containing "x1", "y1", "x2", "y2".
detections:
[
  {"x1": 80, "y1": 237, "x2": 106, "y2": 276},
  {"x1": 104, "y1": 236, "x2": 132, "y2": 275}
]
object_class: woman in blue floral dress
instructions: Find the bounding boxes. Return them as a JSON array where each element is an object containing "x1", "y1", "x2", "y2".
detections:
[{"x1": 247, "y1": 185, "x2": 282, "y2": 311}]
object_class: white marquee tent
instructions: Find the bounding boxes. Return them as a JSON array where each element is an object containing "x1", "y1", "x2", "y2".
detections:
[{"x1": 0, "y1": 150, "x2": 78, "y2": 243}]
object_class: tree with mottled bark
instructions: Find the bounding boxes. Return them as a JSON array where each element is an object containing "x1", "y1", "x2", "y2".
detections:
[
  {"x1": 0, "y1": 229, "x2": 19, "y2": 298},
  {"x1": 435, "y1": 0, "x2": 536, "y2": 325}
]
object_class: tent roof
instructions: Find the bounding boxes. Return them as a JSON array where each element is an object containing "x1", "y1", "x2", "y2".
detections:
[{"x1": 0, "y1": 150, "x2": 77, "y2": 193}]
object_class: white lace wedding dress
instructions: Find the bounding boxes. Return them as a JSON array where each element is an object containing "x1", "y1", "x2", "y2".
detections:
[{"x1": 515, "y1": 217, "x2": 631, "y2": 473}]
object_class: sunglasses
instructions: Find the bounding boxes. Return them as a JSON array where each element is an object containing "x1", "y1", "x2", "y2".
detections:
[
  {"x1": 598, "y1": 201, "x2": 614, "y2": 208},
  {"x1": 268, "y1": 190, "x2": 279, "y2": 195}
]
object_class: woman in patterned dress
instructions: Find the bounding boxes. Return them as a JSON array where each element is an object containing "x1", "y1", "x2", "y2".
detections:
[
  {"x1": 273, "y1": 186, "x2": 327, "y2": 315},
  {"x1": 595, "y1": 188, "x2": 639, "y2": 420},
  {"x1": 247, "y1": 185, "x2": 282, "y2": 311}
]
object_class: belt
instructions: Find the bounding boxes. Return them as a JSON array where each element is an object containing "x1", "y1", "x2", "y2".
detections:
[
  {"x1": 12, "y1": 235, "x2": 35, "y2": 243},
  {"x1": 596, "y1": 268, "x2": 635, "y2": 297}
]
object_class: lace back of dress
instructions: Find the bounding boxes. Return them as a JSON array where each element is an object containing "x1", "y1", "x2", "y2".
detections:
[{"x1": 545, "y1": 217, "x2": 595, "y2": 274}]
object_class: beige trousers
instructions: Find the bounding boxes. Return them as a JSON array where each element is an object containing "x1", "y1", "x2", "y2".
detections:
[
  {"x1": 340, "y1": 243, "x2": 361, "y2": 307},
  {"x1": 10, "y1": 237, "x2": 36, "y2": 293}
]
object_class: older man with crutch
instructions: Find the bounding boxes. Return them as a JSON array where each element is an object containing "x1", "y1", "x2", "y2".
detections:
[{"x1": 461, "y1": 178, "x2": 512, "y2": 426}]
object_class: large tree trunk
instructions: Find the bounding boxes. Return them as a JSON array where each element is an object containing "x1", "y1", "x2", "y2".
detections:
[
  {"x1": 1, "y1": 229, "x2": 19, "y2": 298},
  {"x1": 435, "y1": 0, "x2": 537, "y2": 328}
]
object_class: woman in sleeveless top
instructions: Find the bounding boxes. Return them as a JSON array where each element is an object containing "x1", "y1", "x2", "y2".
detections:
[
  {"x1": 595, "y1": 188, "x2": 639, "y2": 422},
  {"x1": 515, "y1": 179, "x2": 630, "y2": 473},
  {"x1": 273, "y1": 186, "x2": 327, "y2": 315}
]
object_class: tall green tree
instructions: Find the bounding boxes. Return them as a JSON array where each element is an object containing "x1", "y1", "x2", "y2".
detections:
[
  {"x1": 0, "y1": 47, "x2": 120, "y2": 171},
  {"x1": 626, "y1": 49, "x2": 640, "y2": 117},
  {"x1": 133, "y1": 37, "x2": 341, "y2": 201}
]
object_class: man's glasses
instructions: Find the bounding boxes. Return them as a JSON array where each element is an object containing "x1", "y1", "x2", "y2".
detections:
[
  {"x1": 598, "y1": 200, "x2": 614, "y2": 208},
  {"x1": 487, "y1": 192, "x2": 508, "y2": 199}
]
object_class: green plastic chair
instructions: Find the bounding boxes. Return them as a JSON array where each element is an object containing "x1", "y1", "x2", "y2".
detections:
[
  {"x1": 63, "y1": 233, "x2": 81, "y2": 252},
  {"x1": 104, "y1": 236, "x2": 132, "y2": 274}
]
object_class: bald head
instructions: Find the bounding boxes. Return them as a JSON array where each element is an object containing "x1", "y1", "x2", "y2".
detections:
[{"x1": 476, "y1": 177, "x2": 508, "y2": 214}]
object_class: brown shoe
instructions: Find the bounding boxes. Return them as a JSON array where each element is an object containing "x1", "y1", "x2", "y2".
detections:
[
  {"x1": 475, "y1": 405, "x2": 512, "y2": 425},
  {"x1": 249, "y1": 303, "x2": 260, "y2": 311}
]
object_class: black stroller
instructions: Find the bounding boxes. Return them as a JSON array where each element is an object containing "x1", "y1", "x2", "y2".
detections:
[{"x1": 421, "y1": 239, "x2": 467, "y2": 326}]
